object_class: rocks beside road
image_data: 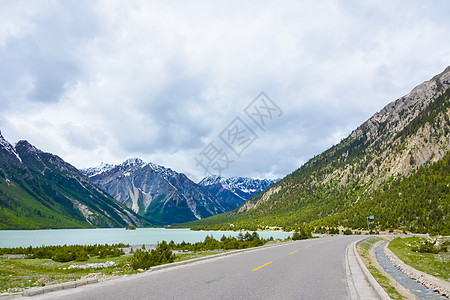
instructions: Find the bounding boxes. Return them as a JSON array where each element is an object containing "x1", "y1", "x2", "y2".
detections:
[
  {"x1": 68, "y1": 261, "x2": 116, "y2": 269},
  {"x1": 81, "y1": 273, "x2": 121, "y2": 281}
]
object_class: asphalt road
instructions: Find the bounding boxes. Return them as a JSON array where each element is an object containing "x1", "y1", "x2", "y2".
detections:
[{"x1": 37, "y1": 236, "x2": 363, "y2": 300}]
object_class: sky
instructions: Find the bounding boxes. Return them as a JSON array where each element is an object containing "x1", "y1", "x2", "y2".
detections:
[{"x1": 1, "y1": 0, "x2": 450, "y2": 181}]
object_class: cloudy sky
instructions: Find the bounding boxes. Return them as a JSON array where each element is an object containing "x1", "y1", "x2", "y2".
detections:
[{"x1": 1, "y1": 0, "x2": 450, "y2": 181}]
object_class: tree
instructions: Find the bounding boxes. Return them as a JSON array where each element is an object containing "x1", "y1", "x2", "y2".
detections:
[
  {"x1": 129, "y1": 241, "x2": 175, "y2": 270},
  {"x1": 75, "y1": 249, "x2": 89, "y2": 261}
]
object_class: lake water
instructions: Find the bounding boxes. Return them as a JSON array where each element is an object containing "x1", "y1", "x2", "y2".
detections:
[{"x1": 0, "y1": 228, "x2": 292, "y2": 248}]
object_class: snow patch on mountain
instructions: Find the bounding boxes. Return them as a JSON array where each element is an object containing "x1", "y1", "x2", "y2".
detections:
[
  {"x1": 83, "y1": 158, "x2": 178, "y2": 181},
  {"x1": 122, "y1": 158, "x2": 145, "y2": 168},
  {"x1": 199, "y1": 175, "x2": 278, "y2": 210},
  {"x1": 200, "y1": 175, "x2": 278, "y2": 196},
  {"x1": 147, "y1": 162, "x2": 178, "y2": 180},
  {"x1": 0, "y1": 131, "x2": 22, "y2": 163},
  {"x1": 82, "y1": 162, "x2": 115, "y2": 177}
]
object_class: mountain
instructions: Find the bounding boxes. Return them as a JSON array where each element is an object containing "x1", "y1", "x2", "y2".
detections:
[
  {"x1": 199, "y1": 176, "x2": 277, "y2": 211},
  {"x1": 0, "y1": 133, "x2": 145, "y2": 229},
  {"x1": 82, "y1": 159, "x2": 227, "y2": 225},
  {"x1": 188, "y1": 66, "x2": 450, "y2": 235}
]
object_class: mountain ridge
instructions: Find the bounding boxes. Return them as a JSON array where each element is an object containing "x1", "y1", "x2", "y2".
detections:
[
  {"x1": 199, "y1": 175, "x2": 277, "y2": 211},
  {"x1": 0, "y1": 133, "x2": 146, "y2": 229},
  {"x1": 82, "y1": 159, "x2": 227, "y2": 225},
  {"x1": 241, "y1": 65, "x2": 450, "y2": 212},
  {"x1": 82, "y1": 161, "x2": 278, "y2": 225},
  {"x1": 187, "y1": 66, "x2": 450, "y2": 234}
]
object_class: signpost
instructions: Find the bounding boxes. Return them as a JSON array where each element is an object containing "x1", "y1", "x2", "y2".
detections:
[{"x1": 367, "y1": 215, "x2": 374, "y2": 232}]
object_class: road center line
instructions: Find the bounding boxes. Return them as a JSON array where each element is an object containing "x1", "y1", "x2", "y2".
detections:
[
  {"x1": 306, "y1": 245, "x2": 312, "y2": 248},
  {"x1": 289, "y1": 250, "x2": 298, "y2": 255},
  {"x1": 252, "y1": 261, "x2": 273, "y2": 271}
]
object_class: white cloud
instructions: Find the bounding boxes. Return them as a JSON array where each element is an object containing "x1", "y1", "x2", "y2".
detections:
[{"x1": 1, "y1": 0, "x2": 450, "y2": 179}]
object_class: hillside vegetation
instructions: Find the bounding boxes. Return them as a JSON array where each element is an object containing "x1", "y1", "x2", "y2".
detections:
[
  {"x1": 0, "y1": 138, "x2": 146, "y2": 229},
  {"x1": 185, "y1": 67, "x2": 450, "y2": 235}
]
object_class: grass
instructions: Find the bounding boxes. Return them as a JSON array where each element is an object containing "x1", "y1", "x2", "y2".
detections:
[
  {"x1": 174, "y1": 250, "x2": 226, "y2": 262},
  {"x1": 357, "y1": 237, "x2": 404, "y2": 300},
  {"x1": 0, "y1": 255, "x2": 131, "y2": 293},
  {"x1": 0, "y1": 250, "x2": 229, "y2": 294},
  {"x1": 388, "y1": 237, "x2": 449, "y2": 281}
]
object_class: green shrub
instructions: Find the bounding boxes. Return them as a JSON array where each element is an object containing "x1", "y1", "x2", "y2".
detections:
[
  {"x1": 0, "y1": 244, "x2": 128, "y2": 262},
  {"x1": 292, "y1": 228, "x2": 312, "y2": 240},
  {"x1": 149, "y1": 241, "x2": 175, "y2": 265},
  {"x1": 411, "y1": 239, "x2": 448, "y2": 254},
  {"x1": 75, "y1": 249, "x2": 89, "y2": 262},
  {"x1": 129, "y1": 241, "x2": 175, "y2": 270},
  {"x1": 328, "y1": 228, "x2": 339, "y2": 235},
  {"x1": 129, "y1": 248, "x2": 152, "y2": 270},
  {"x1": 52, "y1": 248, "x2": 75, "y2": 262}
]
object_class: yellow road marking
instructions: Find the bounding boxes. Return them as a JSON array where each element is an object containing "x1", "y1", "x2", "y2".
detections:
[
  {"x1": 289, "y1": 250, "x2": 298, "y2": 255},
  {"x1": 307, "y1": 245, "x2": 312, "y2": 248},
  {"x1": 252, "y1": 261, "x2": 273, "y2": 271}
]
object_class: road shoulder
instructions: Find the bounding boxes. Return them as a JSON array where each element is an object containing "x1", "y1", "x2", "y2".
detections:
[{"x1": 346, "y1": 238, "x2": 390, "y2": 300}]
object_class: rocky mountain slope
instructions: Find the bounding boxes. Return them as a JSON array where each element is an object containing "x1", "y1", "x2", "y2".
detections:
[
  {"x1": 0, "y1": 133, "x2": 145, "y2": 229},
  {"x1": 189, "y1": 66, "x2": 450, "y2": 235},
  {"x1": 199, "y1": 176, "x2": 277, "y2": 211},
  {"x1": 82, "y1": 159, "x2": 228, "y2": 225}
]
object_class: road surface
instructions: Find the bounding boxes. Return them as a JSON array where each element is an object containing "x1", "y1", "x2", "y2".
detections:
[{"x1": 36, "y1": 236, "x2": 366, "y2": 300}]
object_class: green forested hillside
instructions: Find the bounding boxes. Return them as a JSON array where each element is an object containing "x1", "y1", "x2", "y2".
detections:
[
  {"x1": 0, "y1": 179, "x2": 91, "y2": 229},
  {"x1": 0, "y1": 138, "x2": 147, "y2": 229},
  {"x1": 0, "y1": 167, "x2": 144, "y2": 229},
  {"x1": 318, "y1": 152, "x2": 449, "y2": 235},
  {"x1": 184, "y1": 153, "x2": 449, "y2": 234},
  {"x1": 182, "y1": 69, "x2": 450, "y2": 235}
]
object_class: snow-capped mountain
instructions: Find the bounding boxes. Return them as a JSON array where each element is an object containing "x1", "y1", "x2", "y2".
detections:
[
  {"x1": 199, "y1": 175, "x2": 278, "y2": 210},
  {"x1": 81, "y1": 159, "x2": 227, "y2": 225}
]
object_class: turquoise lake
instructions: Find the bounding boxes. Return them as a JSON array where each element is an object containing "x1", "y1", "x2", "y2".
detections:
[{"x1": 0, "y1": 228, "x2": 292, "y2": 248}]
